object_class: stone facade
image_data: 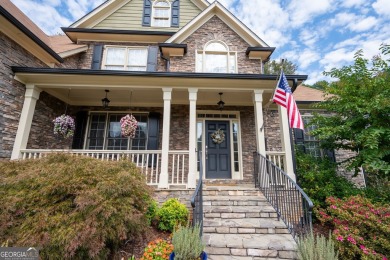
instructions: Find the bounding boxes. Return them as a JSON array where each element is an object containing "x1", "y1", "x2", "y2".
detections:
[
  {"x1": 0, "y1": 32, "x2": 47, "y2": 160},
  {"x1": 264, "y1": 109, "x2": 282, "y2": 151},
  {"x1": 170, "y1": 16, "x2": 262, "y2": 74}
]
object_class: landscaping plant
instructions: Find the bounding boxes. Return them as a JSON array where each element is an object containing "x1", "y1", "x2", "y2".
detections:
[
  {"x1": 0, "y1": 154, "x2": 153, "y2": 259},
  {"x1": 297, "y1": 232, "x2": 339, "y2": 260},
  {"x1": 140, "y1": 238, "x2": 173, "y2": 260},
  {"x1": 171, "y1": 225, "x2": 204, "y2": 260},
  {"x1": 318, "y1": 195, "x2": 390, "y2": 259},
  {"x1": 156, "y1": 198, "x2": 188, "y2": 232}
]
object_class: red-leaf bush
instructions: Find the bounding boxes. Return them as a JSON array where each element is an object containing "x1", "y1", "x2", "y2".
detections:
[
  {"x1": 318, "y1": 195, "x2": 390, "y2": 259},
  {"x1": 0, "y1": 154, "x2": 153, "y2": 259}
]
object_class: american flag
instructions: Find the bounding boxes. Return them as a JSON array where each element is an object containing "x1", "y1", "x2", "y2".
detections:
[{"x1": 273, "y1": 72, "x2": 304, "y2": 130}]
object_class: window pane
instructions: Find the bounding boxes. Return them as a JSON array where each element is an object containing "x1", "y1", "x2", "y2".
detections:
[
  {"x1": 131, "y1": 115, "x2": 148, "y2": 150},
  {"x1": 88, "y1": 114, "x2": 106, "y2": 150},
  {"x1": 206, "y1": 42, "x2": 227, "y2": 51},
  {"x1": 229, "y1": 54, "x2": 236, "y2": 73},
  {"x1": 153, "y1": 18, "x2": 170, "y2": 27},
  {"x1": 128, "y1": 49, "x2": 148, "y2": 66},
  {"x1": 196, "y1": 52, "x2": 203, "y2": 72},
  {"x1": 155, "y1": 1, "x2": 169, "y2": 7},
  {"x1": 105, "y1": 65, "x2": 125, "y2": 70},
  {"x1": 205, "y1": 54, "x2": 227, "y2": 73},
  {"x1": 107, "y1": 115, "x2": 128, "y2": 150},
  {"x1": 106, "y1": 48, "x2": 126, "y2": 65}
]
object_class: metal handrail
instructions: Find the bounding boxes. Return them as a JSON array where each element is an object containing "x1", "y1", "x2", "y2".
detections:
[
  {"x1": 191, "y1": 150, "x2": 203, "y2": 236},
  {"x1": 254, "y1": 152, "x2": 314, "y2": 239}
]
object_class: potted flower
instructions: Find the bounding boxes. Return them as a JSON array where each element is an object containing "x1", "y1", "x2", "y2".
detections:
[
  {"x1": 169, "y1": 225, "x2": 207, "y2": 260},
  {"x1": 53, "y1": 114, "x2": 75, "y2": 139},
  {"x1": 120, "y1": 114, "x2": 138, "y2": 138}
]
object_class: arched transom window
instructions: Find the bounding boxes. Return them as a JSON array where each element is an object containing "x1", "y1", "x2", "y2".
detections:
[
  {"x1": 152, "y1": 0, "x2": 171, "y2": 27},
  {"x1": 196, "y1": 41, "x2": 237, "y2": 73}
]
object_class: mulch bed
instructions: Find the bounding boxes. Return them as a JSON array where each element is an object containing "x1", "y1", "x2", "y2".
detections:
[{"x1": 113, "y1": 226, "x2": 171, "y2": 260}]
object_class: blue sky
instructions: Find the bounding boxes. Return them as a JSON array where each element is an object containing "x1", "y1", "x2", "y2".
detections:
[{"x1": 11, "y1": 0, "x2": 390, "y2": 84}]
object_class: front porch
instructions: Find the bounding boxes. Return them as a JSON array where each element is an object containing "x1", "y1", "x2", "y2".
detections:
[{"x1": 11, "y1": 68, "x2": 303, "y2": 188}]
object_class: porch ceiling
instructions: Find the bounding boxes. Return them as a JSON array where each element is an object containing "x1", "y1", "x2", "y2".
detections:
[{"x1": 12, "y1": 67, "x2": 307, "y2": 107}]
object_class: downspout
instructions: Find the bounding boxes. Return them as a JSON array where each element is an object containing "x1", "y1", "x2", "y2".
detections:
[{"x1": 160, "y1": 53, "x2": 170, "y2": 72}]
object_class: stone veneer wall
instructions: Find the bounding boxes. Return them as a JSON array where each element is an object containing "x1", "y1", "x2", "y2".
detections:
[
  {"x1": 169, "y1": 16, "x2": 262, "y2": 74},
  {"x1": 264, "y1": 109, "x2": 282, "y2": 151},
  {"x1": 0, "y1": 32, "x2": 48, "y2": 160}
]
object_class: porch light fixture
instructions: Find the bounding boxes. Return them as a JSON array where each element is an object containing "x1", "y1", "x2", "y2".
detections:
[
  {"x1": 217, "y1": 93, "x2": 225, "y2": 110},
  {"x1": 102, "y1": 90, "x2": 110, "y2": 109}
]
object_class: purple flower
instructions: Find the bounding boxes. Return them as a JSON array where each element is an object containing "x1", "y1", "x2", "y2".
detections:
[{"x1": 53, "y1": 114, "x2": 75, "y2": 139}]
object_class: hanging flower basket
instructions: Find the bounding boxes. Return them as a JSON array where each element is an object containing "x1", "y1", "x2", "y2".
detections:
[
  {"x1": 120, "y1": 114, "x2": 138, "y2": 138},
  {"x1": 53, "y1": 114, "x2": 75, "y2": 139},
  {"x1": 211, "y1": 128, "x2": 225, "y2": 144}
]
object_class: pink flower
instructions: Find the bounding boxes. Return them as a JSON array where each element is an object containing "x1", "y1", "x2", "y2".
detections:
[
  {"x1": 337, "y1": 235, "x2": 344, "y2": 241},
  {"x1": 360, "y1": 245, "x2": 365, "y2": 250},
  {"x1": 383, "y1": 257, "x2": 387, "y2": 260},
  {"x1": 331, "y1": 205, "x2": 337, "y2": 209},
  {"x1": 347, "y1": 236, "x2": 356, "y2": 245}
]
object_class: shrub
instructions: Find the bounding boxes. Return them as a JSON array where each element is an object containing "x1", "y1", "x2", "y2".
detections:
[
  {"x1": 297, "y1": 232, "x2": 339, "y2": 260},
  {"x1": 296, "y1": 151, "x2": 361, "y2": 211},
  {"x1": 146, "y1": 199, "x2": 159, "y2": 226},
  {"x1": 140, "y1": 238, "x2": 173, "y2": 260},
  {"x1": 156, "y1": 198, "x2": 188, "y2": 232},
  {"x1": 0, "y1": 154, "x2": 153, "y2": 259},
  {"x1": 318, "y1": 195, "x2": 390, "y2": 259},
  {"x1": 172, "y1": 225, "x2": 204, "y2": 260}
]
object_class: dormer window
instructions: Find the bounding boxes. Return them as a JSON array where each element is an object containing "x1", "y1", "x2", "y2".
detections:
[
  {"x1": 152, "y1": 0, "x2": 171, "y2": 27},
  {"x1": 196, "y1": 41, "x2": 237, "y2": 73}
]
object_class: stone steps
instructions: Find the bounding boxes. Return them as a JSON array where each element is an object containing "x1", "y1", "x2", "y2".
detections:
[{"x1": 203, "y1": 186, "x2": 297, "y2": 259}]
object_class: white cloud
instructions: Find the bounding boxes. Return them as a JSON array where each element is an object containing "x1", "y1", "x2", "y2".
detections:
[
  {"x1": 299, "y1": 29, "x2": 319, "y2": 48},
  {"x1": 340, "y1": 0, "x2": 366, "y2": 8},
  {"x1": 287, "y1": 0, "x2": 335, "y2": 27},
  {"x1": 320, "y1": 48, "x2": 355, "y2": 71},
  {"x1": 372, "y1": 0, "x2": 390, "y2": 17},
  {"x1": 349, "y1": 16, "x2": 378, "y2": 32},
  {"x1": 232, "y1": 0, "x2": 291, "y2": 47},
  {"x1": 298, "y1": 49, "x2": 320, "y2": 69}
]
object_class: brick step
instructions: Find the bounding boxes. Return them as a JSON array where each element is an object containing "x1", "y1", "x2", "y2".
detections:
[
  {"x1": 203, "y1": 234, "x2": 296, "y2": 259},
  {"x1": 203, "y1": 218, "x2": 289, "y2": 234},
  {"x1": 204, "y1": 205, "x2": 277, "y2": 215}
]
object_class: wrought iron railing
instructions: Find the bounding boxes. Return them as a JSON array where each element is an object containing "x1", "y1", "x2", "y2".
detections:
[
  {"x1": 191, "y1": 150, "x2": 203, "y2": 236},
  {"x1": 254, "y1": 152, "x2": 313, "y2": 239}
]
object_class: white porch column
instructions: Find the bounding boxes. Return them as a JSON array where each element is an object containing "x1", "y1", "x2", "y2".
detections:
[
  {"x1": 11, "y1": 84, "x2": 41, "y2": 160},
  {"x1": 158, "y1": 88, "x2": 172, "y2": 189},
  {"x1": 253, "y1": 90, "x2": 266, "y2": 156},
  {"x1": 187, "y1": 88, "x2": 198, "y2": 189},
  {"x1": 278, "y1": 105, "x2": 295, "y2": 181}
]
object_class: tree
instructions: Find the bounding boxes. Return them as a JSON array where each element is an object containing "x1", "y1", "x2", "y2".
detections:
[
  {"x1": 264, "y1": 59, "x2": 298, "y2": 74},
  {"x1": 306, "y1": 80, "x2": 329, "y2": 90},
  {"x1": 311, "y1": 44, "x2": 390, "y2": 181}
]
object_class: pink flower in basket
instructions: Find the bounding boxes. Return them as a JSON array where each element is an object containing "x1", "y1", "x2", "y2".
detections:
[{"x1": 120, "y1": 114, "x2": 138, "y2": 138}]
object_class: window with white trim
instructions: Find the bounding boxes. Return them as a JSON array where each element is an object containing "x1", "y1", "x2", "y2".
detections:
[
  {"x1": 152, "y1": 0, "x2": 171, "y2": 27},
  {"x1": 86, "y1": 113, "x2": 148, "y2": 150},
  {"x1": 196, "y1": 41, "x2": 237, "y2": 73},
  {"x1": 102, "y1": 46, "x2": 148, "y2": 71}
]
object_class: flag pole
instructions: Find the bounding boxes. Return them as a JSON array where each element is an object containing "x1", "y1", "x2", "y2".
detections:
[{"x1": 260, "y1": 59, "x2": 285, "y2": 132}]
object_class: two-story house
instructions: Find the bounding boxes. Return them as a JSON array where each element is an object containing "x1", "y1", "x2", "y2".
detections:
[{"x1": 1, "y1": 0, "x2": 308, "y2": 189}]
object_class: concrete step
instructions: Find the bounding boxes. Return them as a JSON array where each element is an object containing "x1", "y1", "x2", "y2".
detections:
[
  {"x1": 203, "y1": 218, "x2": 289, "y2": 233},
  {"x1": 204, "y1": 195, "x2": 267, "y2": 206},
  {"x1": 204, "y1": 205, "x2": 277, "y2": 215},
  {"x1": 203, "y1": 234, "x2": 297, "y2": 259}
]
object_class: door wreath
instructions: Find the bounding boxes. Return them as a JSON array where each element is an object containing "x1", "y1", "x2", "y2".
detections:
[{"x1": 211, "y1": 129, "x2": 225, "y2": 144}]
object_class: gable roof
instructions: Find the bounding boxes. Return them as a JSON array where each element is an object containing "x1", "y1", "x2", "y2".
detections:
[
  {"x1": 0, "y1": 0, "x2": 88, "y2": 63},
  {"x1": 70, "y1": 0, "x2": 210, "y2": 29},
  {"x1": 166, "y1": 1, "x2": 269, "y2": 47},
  {"x1": 294, "y1": 85, "x2": 326, "y2": 103},
  {"x1": 0, "y1": 0, "x2": 63, "y2": 64}
]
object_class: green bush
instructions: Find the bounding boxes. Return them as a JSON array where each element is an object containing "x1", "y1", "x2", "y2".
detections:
[
  {"x1": 156, "y1": 198, "x2": 188, "y2": 232},
  {"x1": 318, "y1": 195, "x2": 390, "y2": 259},
  {"x1": 145, "y1": 199, "x2": 159, "y2": 226},
  {"x1": 296, "y1": 151, "x2": 361, "y2": 211},
  {"x1": 172, "y1": 225, "x2": 204, "y2": 260},
  {"x1": 0, "y1": 154, "x2": 153, "y2": 259},
  {"x1": 297, "y1": 232, "x2": 339, "y2": 260}
]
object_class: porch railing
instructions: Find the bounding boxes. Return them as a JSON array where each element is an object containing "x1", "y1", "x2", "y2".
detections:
[
  {"x1": 20, "y1": 149, "x2": 188, "y2": 187},
  {"x1": 266, "y1": 151, "x2": 286, "y2": 172},
  {"x1": 254, "y1": 152, "x2": 313, "y2": 239},
  {"x1": 191, "y1": 150, "x2": 203, "y2": 236}
]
